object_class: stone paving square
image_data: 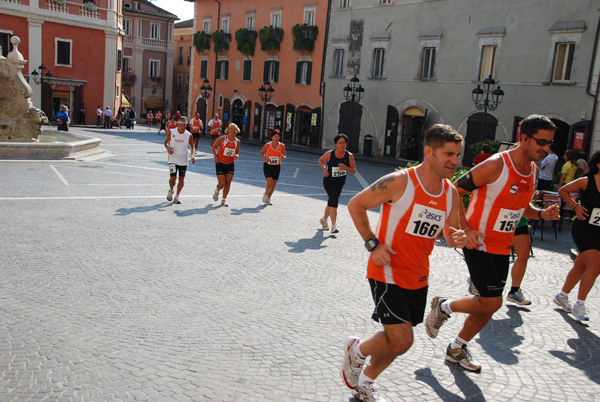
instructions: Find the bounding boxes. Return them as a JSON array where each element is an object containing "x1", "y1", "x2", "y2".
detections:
[{"x1": 0, "y1": 127, "x2": 599, "y2": 401}]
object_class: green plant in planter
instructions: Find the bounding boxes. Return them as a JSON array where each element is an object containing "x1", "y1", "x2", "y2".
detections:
[
  {"x1": 212, "y1": 30, "x2": 232, "y2": 53},
  {"x1": 259, "y1": 26, "x2": 284, "y2": 52},
  {"x1": 193, "y1": 31, "x2": 211, "y2": 52},
  {"x1": 292, "y1": 24, "x2": 318, "y2": 52},
  {"x1": 235, "y1": 28, "x2": 257, "y2": 56}
]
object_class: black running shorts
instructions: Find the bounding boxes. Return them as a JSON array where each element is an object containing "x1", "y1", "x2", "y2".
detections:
[
  {"x1": 263, "y1": 163, "x2": 281, "y2": 180},
  {"x1": 463, "y1": 248, "x2": 509, "y2": 298},
  {"x1": 215, "y1": 162, "x2": 235, "y2": 175},
  {"x1": 369, "y1": 279, "x2": 427, "y2": 326},
  {"x1": 169, "y1": 163, "x2": 187, "y2": 178}
]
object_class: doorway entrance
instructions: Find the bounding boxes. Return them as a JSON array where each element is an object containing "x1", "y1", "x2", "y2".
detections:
[
  {"x1": 400, "y1": 107, "x2": 427, "y2": 161},
  {"x1": 296, "y1": 106, "x2": 312, "y2": 146}
]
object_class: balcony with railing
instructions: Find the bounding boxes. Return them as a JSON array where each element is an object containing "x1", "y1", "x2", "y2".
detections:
[{"x1": 142, "y1": 38, "x2": 167, "y2": 48}]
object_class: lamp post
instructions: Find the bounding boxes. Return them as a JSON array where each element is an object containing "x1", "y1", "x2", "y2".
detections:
[
  {"x1": 471, "y1": 74, "x2": 504, "y2": 142},
  {"x1": 30, "y1": 64, "x2": 53, "y2": 118},
  {"x1": 258, "y1": 80, "x2": 275, "y2": 142},
  {"x1": 200, "y1": 78, "x2": 212, "y2": 136},
  {"x1": 343, "y1": 75, "x2": 365, "y2": 153}
]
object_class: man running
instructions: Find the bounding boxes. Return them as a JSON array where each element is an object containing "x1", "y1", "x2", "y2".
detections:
[
  {"x1": 208, "y1": 113, "x2": 222, "y2": 147},
  {"x1": 341, "y1": 124, "x2": 467, "y2": 402},
  {"x1": 189, "y1": 112, "x2": 204, "y2": 154},
  {"x1": 164, "y1": 116, "x2": 195, "y2": 204},
  {"x1": 425, "y1": 114, "x2": 560, "y2": 372}
]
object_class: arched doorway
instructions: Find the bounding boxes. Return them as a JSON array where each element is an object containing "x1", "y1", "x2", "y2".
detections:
[
  {"x1": 231, "y1": 99, "x2": 245, "y2": 137},
  {"x1": 464, "y1": 112, "x2": 498, "y2": 166},
  {"x1": 295, "y1": 105, "x2": 312, "y2": 146},
  {"x1": 400, "y1": 107, "x2": 427, "y2": 161},
  {"x1": 338, "y1": 101, "x2": 363, "y2": 153},
  {"x1": 196, "y1": 98, "x2": 207, "y2": 134}
]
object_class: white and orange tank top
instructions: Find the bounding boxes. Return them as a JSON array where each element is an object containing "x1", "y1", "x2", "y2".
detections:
[
  {"x1": 210, "y1": 119, "x2": 221, "y2": 135},
  {"x1": 168, "y1": 120, "x2": 177, "y2": 130},
  {"x1": 465, "y1": 151, "x2": 537, "y2": 255},
  {"x1": 190, "y1": 119, "x2": 202, "y2": 133},
  {"x1": 367, "y1": 167, "x2": 453, "y2": 289},
  {"x1": 265, "y1": 142, "x2": 283, "y2": 165},
  {"x1": 217, "y1": 137, "x2": 239, "y2": 164}
]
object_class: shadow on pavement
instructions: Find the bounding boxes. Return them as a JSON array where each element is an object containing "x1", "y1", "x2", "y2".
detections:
[
  {"x1": 476, "y1": 305, "x2": 525, "y2": 365},
  {"x1": 285, "y1": 230, "x2": 328, "y2": 253},
  {"x1": 548, "y1": 309, "x2": 600, "y2": 385},
  {"x1": 230, "y1": 204, "x2": 267, "y2": 215},
  {"x1": 415, "y1": 366, "x2": 485, "y2": 402},
  {"x1": 115, "y1": 202, "x2": 171, "y2": 215},
  {"x1": 174, "y1": 204, "x2": 219, "y2": 216}
]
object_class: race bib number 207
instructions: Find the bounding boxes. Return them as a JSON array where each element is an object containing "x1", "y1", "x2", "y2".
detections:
[{"x1": 406, "y1": 204, "x2": 446, "y2": 239}]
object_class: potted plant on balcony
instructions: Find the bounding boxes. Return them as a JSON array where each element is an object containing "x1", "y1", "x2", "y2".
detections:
[
  {"x1": 259, "y1": 26, "x2": 284, "y2": 52},
  {"x1": 292, "y1": 24, "x2": 318, "y2": 52},
  {"x1": 52, "y1": 0, "x2": 67, "y2": 6},
  {"x1": 235, "y1": 28, "x2": 257, "y2": 56},
  {"x1": 212, "y1": 29, "x2": 232, "y2": 53},
  {"x1": 122, "y1": 73, "x2": 136, "y2": 85},
  {"x1": 193, "y1": 31, "x2": 211, "y2": 53},
  {"x1": 84, "y1": 1, "x2": 97, "y2": 12}
]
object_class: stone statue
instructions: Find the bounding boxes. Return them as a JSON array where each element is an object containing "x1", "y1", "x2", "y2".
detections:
[{"x1": 0, "y1": 36, "x2": 48, "y2": 142}]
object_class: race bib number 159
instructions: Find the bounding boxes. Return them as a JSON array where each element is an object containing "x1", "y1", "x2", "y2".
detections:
[{"x1": 492, "y1": 208, "x2": 523, "y2": 232}]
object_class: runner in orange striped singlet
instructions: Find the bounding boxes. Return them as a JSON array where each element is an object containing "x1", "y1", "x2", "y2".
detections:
[
  {"x1": 208, "y1": 113, "x2": 222, "y2": 147},
  {"x1": 188, "y1": 113, "x2": 204, "y2": 154},
  {"x1": 341, "y1": 125, "x2": 467, "y2": 402},
  {"x1": 259, "y1": 129, "x2": 286, "y2": 205},
  {"x1": 211, "y1": 123, "x2": 241, "y2": 207},
  {"x1": 146, "y1": 110, "x2": 153, "y2": 129},
  {"x1": 425, "y1": 114, "x2": 560, "y2": 373}
]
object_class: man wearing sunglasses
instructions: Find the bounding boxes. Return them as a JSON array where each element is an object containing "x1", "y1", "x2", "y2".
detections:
[{"x1": 425, "y1": 114, "x2": 560, "y2": 372}]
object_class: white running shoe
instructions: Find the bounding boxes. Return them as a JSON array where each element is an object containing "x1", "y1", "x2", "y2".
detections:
[
  {"x1": 340, "y1": 337, "x2": 365, "y2": 389},
  {"x1": 506, "y1": 289, "x2": 531, "y2": 306},
  {"x1": 266, "y1": 198, "x2": 272, "y2": 205},
  {"x1": 553, "y1": 294, "x2": 572, "y2": 313},
  {"x1": 173, "y1": 196, "x2": 181, "y2": 204},
  {"x1": 331, "y1": 224, "x2": 339, "y2": 234},
  {"x1": 354, "y1": 381, "x2": 386, "y2": 402},
  {"x1": 425, "y1": 296, "x2": 450, "y2": 338},
  {"x1": 213, "y1": 186, "x2": 220, "y2": 201},
  {"x1": 445, "y1": 344, "x2": 482, "y2": 372},
  {"x1": 167, "y1": 189, "x2": 173, "y2": 201},
  {"x1": 572, "y1": 303, "x2": 590, "y2": 321},
  {"x1": 220, "y1": 199, "x2": 228, "y2": 207},
  {"x1": 319, "y1": 218, "x2": 329, "y2": 230},
  {"x1": 262, "y1": 193, "x2": 268, "y2": 204}
]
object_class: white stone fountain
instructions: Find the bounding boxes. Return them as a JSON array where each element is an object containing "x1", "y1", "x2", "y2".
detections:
[{"x1": 0, "y1": 36, "x2": 101, "y2": 159}]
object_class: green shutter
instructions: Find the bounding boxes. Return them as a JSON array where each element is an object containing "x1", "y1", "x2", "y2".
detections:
[
  {"x1": 295, "y1": 62, "x2": 301, "y2": 84},
  {"x1": 274, "y1": 61, "x2": 279, "y2": 83},
  {"x1": 306, "y1": 62, "x2": 312, "y2": 85},
  {"x1": 224, "y1": 61, "x2": 229, "y2": 80},
  {"x1": 263, "y1": 61, "x2": 269, "y2": 82},
  {"x1": 200, "y1": 60, "x2": 207, "y2": 78}
]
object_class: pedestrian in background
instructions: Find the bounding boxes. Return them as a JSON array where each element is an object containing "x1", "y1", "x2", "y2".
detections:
[
  {"x1": 473, "y1": 143, "x2": 492, "y2": 165},
  {"x1": 56, "y1": 104, "x2": 69, "y2": 131},
  {"x1": 318, "y1": 133, "x2": 356, "y2": 234},
  {"x1": 559, "y1": 149, "x2": 578, "y2": 187},
  {"x1": 538, "y1": 142, "x2": 559, "y2": 191}
]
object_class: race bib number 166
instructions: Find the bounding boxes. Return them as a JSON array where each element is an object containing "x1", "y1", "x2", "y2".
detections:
[{"x1": 406, "y1": 204, "x2": 445, "y2": 239}]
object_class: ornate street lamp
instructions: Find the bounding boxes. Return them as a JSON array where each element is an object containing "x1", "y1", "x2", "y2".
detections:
[
  {"x1": 343, "y1": 75, "x2": 365, "y2": 153},
  {"x1": 472, "y1": 74, "x2": 504, "y2": 142},
  {"x1": 200, "y1": 78, "x2": 212, "y2": 136},
  {"x1": 30, "y1": 64, "x2": 53, "y2": 118},
  {"x1": 258, "y1": 80, "x2": 275, "y2": 142}
]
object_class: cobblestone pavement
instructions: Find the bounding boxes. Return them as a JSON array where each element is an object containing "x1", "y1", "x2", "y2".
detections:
[{"x1": 0, "y1": 126, "x2": 599, "y2": 401}]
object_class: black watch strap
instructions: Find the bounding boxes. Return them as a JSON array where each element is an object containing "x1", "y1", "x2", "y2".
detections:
[{"x1": 364, "y1": 237, "x2": 380, "y2": 252}]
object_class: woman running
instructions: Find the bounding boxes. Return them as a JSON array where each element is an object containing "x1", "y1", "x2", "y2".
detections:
[
  {"x1": 318, "y1": 133, "x2": 356, "y2": 233},
  {"x1": 211, "y1": 123, "x2": 241, "y2": 207},
  {"x1": 554, "y1": 150, "x2": 600, "y2": 321},
  {"x1": 147, "y1": 110, "x2": 154, "y2": 129},
  {"x1": 259, "y1": 129, "x2": 287, "y2": 205}
]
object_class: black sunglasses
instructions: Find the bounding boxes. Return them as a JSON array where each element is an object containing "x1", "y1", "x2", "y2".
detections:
[{"x1": 528, "y1": 136, "x2": 553, "y2": 146}]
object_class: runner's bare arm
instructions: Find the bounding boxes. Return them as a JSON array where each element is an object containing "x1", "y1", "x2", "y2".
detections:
[
  {"x1": 442, "y1": 186, "x2": 467, "y2": 248},
  {"x1": 211, "y1": 136, "x2": 224, "y2": 155},
  {"x1": 455, "y1": 155, "x2": 503, "y2": 196}
]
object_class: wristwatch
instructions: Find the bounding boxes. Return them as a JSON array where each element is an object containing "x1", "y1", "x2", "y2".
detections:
[{"x1": 364, "y1": 237, "x2": 380, "y2": 252}]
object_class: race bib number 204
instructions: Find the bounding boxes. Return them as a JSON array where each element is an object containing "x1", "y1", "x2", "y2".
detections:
[{"x1": 406, "y1": 204, "x2": 446, "y2": 239}]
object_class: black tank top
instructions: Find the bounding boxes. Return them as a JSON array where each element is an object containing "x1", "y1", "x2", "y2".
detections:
[
  {"x1": 326, "y1": 150, "x2": 350, "y2": 183},
  {"x1": 578, "y1": 174, "x2": 600, "y2": 227}
]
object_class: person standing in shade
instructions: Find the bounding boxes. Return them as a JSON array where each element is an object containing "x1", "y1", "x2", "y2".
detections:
[
  {"x1": 55, "y1": 105, "x2": 70, "y2": 132},
  {"x1": 318, "y1": 133, "x2": 356, "y2": 234},
  {"x1": 424, "y1": 115, "x2": 560, "y2": 373},
  {"x1": 559, "y1": 149, "x2": 578, "y2": 187},
  {"x1": 164, "y1": 116, "x2": 195, "y2": 205},
  {"x1": 96, "y1": 105, "x2": 102, "y2": 127},
  {"x1": 340, "y1": 125, "x2": 467, "y2": 402},
  {"x1": 79, "y1": 103, "x2": 86, "y2": 125},
  {"x1": 554, "y1": 150, "x2": 600, "y2": 321},
  {"x1": 473, "y1": 143, "x2": 492, "y2": 165},
  {"x1": 103, "y1": 106, "x2": 112, "y2": 129},
  {"x1": 538, "y1": 143, "x2": 559, "y2": 191},
  {"x1": 128, "y1": 107, "x2": 136, "y2": 129},
  {"x1": 211, "y1": 123, "x2": 241, "y2": 207},
  {"x1": 189, "y1": 113, "x2": 204, "y2": 153},
  {"x1": 208, "y1": 113, "x2": 222, "y2": 147},
  {"x1": 259, "y1": 129, "x2": 287, "y2": 205}
]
